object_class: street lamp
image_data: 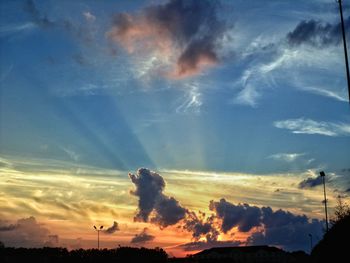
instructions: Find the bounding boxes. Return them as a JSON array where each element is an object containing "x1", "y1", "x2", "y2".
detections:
[
  {"x1": 93, "y1": 225, "x2": 104, "y2": 249},
  {"x1": 308, "y1": 233, "x2": 313, "y2": 254},
  {"x1": 320, "y1": 171, "x2": 329, "y2": 232}
]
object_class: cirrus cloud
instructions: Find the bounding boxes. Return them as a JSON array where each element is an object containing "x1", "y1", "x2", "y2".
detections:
[{"x1": 273, "y1": 118, "x2": 350, "y2": 137}]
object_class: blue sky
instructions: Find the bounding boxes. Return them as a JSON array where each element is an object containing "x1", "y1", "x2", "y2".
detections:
[
  {"x1": 1, "y1": 0, "x2": 349, "y2": 174},
  {"x1": 0, "y1": 0, "x2": 350, "y2": 255}
]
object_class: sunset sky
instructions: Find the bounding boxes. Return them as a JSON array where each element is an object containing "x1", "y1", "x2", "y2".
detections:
[{"x1": 0, "y1": 0, "x2": 350, "y2": 257}]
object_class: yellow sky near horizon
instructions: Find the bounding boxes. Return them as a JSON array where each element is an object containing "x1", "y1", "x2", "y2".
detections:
[{"x1": 0, "y1": 155, "x2": 344, "y2": 256}]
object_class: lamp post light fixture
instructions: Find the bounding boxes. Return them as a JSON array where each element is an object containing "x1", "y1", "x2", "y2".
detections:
[
  {"x1": 320, "y1": 171, "x2": 329, "y2": 232},
  {"x1": 93, "y1": 225, "x2": 104, "y2": 249}
]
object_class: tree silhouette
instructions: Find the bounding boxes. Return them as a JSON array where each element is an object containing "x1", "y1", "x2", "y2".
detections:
[
  {"x1": 330, "y1": 195, "x2": 350, "y2": 225},
  {"x1": 311, "y1": 198, "x2": 350, "y2": 263}
]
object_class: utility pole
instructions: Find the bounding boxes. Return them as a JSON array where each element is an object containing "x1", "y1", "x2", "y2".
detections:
[
  {"x1": 93, "y1": 225, "x2": 104, "y2": 249},
  {"x1": 308, "y1": 233, "x2": 313, "y2": 254},
  {"x1": 320, "y1": 171, "x2": 329, "y2": 232},
  {"x1": 337, "y1": 0, "x2": 350, "y2": 103}
]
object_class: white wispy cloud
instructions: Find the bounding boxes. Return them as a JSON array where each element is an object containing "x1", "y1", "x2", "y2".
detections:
[
  {"x1": 268, "y1": 153, "x2": 305, "y2": 162},
  {"x1": 233, "y1": 33, "x2": 348, "y2": 106},
  {"x1": 274, "y1": 118, "x2": 350, "y2": 136},
  {"x1": 233, "y1": 47, "x2": 298, "y2": 107},
  {"x1": 175, "y1": 83, "x2": 202, "y2": 114},
  {"x1": 233, "y1": 83, "x2": 260, "y2": 107},
  {"x1": 0, "y1": 22, "x2": 36, "y2": 36},
  {"x1": 60, "y1": 147, "x2": 80, "y2": 161},
  {"x1": 83, "y1": 12, "x2": 96, "y2": 22}
]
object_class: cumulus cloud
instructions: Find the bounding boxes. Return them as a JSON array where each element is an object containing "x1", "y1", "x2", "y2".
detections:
[
  {"x1": 209, "y1": 199, "x2": 324, "y2": 251},
  {"x1": 128, "y1": 170, "x2": 325, "y2": 252},
  {"x1": 129, "y1": 168, "x2": 187, "y2": 227},
  {"x1": 209, "y1": 199, "x2": 262, "y2": 233},
  {"x1": 130, "y1": 228, "x2": 155, "y2": 244},
  {"x1": 107, "y1": 0, "x2": 228, "y2": 78},
  {"x1": 273, "y1": 118, "x2": 350, "y2": 136},
  {"x1": 287, "y1": 17, "x2": 350, "y2": 48},
  {"x1": 0, "y1": 217, "x2": 57, "y2": 248},
  {"x1": 179, "y1": 209, "x2": 243, "y2": 251},
  {"x1": 102, "y1": 221, "x2": 119, "y2": 234},
  {"x1": 248, "y1": 207, "x2": 323, "y2": 251},
  {"x1": 182, "y1": 211, "x2": 219, "y2": 242},
  {"x1": 298, "y1": 176, "x2": 324, "y2": 189},
  {"x1": 0, "y1": 222, "x2": 17, "y2": 232},
  {"x1": 178, "y1": 239, "x2": 242, "y2": 252}
]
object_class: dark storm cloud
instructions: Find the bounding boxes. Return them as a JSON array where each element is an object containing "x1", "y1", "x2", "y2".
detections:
[
  {"x1": 248, "y1": 215, "x2": 323, "y2": 251},
  {"x1": 261, "y1": 206, "x2": 308, "y2": 228},
  {"x1": 130, "y1": 228, "x2": 155, "y2": 244},
  {"x1": 129, "y1": 168, "x2": 166, "y2": 222},
  {"x1": 129, "y1": 168, "x2": 186, "y2": 227},
  {"x1": 102, "y1": 221, "x2": 119, "y2": 234},
  {"x1": 209, "y1": 198, "x2": 262, "y2": 233},
  {"x1": 107, "y1": 0, "x2": 228, "y2": 78},
  {"x1": 178, "y1": 239, "x2": 242, "y2": 251},
  {"x1": 151, "y1": 196, "x2": 187, "y2": 227},
  {"x1": 182, "y1": 211, "x2": 219, "y2": 242},
  {"x1": 287, "y1": 17, "x2": 350, "y2": 47},
  {"x1": 0, "y1": 222, "x2": 18, "y2": 232},
  {"x1": 128, "y1": 170, "x2": 325, "y2": 251},
  {"x1": 298, "y1": 176, "x2": 323, "y2": 189},
  {"x1": 209, "y1": 199, "x2": 324, "y2": 251}
]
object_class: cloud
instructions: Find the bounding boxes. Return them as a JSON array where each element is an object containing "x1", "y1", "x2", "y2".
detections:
[
  {"x1": 83, "y1": 12, "x2": 96, "y2": 22},
  {"x1": 175, "y1": 83, "x2": 202, "y2": 114},
  {"x1": 182, "y1": 211, "x2": 219, "y2": 242},
  {"x1": 233, "y1": 13, "x2": 350, "y2": 106},
  {"x1": 273, "y1": 118, "x2": 350, "y2": 136},
  {"x1": 130, "y1": 228, "x2": 155, "y2": 244},
  {"x1": 24, "y1": 0, "x2": 55, "y2": 28},
  {"x1": 178, "y1": 239, "x2": 242, "y2": 252},
  {"x1": 248, "y1": 207, "x2": 323, "y2": 251},
  {"x1": 233, "y1": 84, "x2": 261, "y2": 107},
  {"x1": 0, "y1": 222, "x2": 17, "y2": 232},
  {"x1": 298, "y1": 175, "x2": 326, "y2": 189},
  {"x1": 24, "y1": 0, "x2": 95, "y2": 43},
  {"x1": 129, "y1": 168, "x2": 187, "y2": 227},
  {"x1": 102, "y1": 221, "x2": 119, "y2": 234},
  {"x1": 268, "y1": 153, "x2": 305, "y2": 162},
  {"x1": 107, "y1": 0, "x2": 228, "y2": 78},
  {"x1": 60, "y1": 146, "x2": 80, "y2": 161},
  {"x1": 0, "y1": 23, "x2": 36, "y2": 37},
  {"x1": 0, "y1": 217, "x2": 57, "y2": 248},
  {"x1": 287, "y1": 17, "x2": 350, "y2": 48},
  {"x1": 209, "y1": 199, "x2": 262, "y2": 233},
  {"x1": 209, "y1": 199, "x2": 324, "y2": 251}
]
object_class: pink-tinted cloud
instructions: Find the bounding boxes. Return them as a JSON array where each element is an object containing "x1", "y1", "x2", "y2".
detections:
[{"x1": 107, "y1": 0, "x2": 227, "y2": 79}]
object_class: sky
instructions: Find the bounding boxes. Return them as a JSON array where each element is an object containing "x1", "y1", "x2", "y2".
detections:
[{"x1": 0, "y1": 0, "x2": 350, "y2": 257}]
